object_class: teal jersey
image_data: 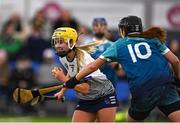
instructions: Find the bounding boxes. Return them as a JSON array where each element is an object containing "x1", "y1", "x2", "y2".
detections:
[
  {"x1": 100, "y1": 37, "x2": 173, "y2": 93},
  {"x1": 91, "y1": 40, "x2": 112, "y2": 59}
]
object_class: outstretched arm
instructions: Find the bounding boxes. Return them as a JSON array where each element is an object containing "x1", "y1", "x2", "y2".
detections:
[
  {"x1": 65, "y1": 42, "x2": 118, "y2": 88},
  {"x1": 63, "y1": 58, "x2": 106, "y2": 89},
  {"x1": 52, "y1": 67, "x2": 90, "y2": 94},
  {"x1": 164, "y1": 51, "x2": 180, "y2": 80}
]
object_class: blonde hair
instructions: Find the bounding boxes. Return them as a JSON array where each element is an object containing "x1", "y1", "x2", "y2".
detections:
[
  {"x1": 74, "y1": 42, "x2": 98, "y2": 72},
  {"x1": 128, "y1": 27, "x2": 167, "y2": 43}
]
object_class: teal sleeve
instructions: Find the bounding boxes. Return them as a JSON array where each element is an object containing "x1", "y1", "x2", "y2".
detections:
[
  {"x1": 99, "y1": 43, "x2": 118, "y2": 62},
  {"x1": 156, "y1": 39, "x2": 170, "y2": 55}
]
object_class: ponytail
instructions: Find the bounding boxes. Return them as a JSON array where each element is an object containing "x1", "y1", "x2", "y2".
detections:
[
  {"x1": 128, "y1": 27, "x2": 167, "y2": 43},
  {"x1": 75, "y1": 42, "x2": 98, "y2": 72}
]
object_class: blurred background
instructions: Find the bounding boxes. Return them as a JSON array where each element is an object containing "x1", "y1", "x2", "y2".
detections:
[{"x1": 0, "y1": 0, "x2": 179, "y2": 122}]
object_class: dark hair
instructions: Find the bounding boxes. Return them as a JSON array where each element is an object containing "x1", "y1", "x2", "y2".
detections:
[
  {"x1": 92, "y1": 17, "x2": 107, "y2": 26},
  {"x1": 1, "y1": 21, "x2": 14, "y2": 34}
]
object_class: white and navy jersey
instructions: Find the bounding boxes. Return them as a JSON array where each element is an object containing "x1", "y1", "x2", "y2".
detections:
[{"x1": 59, "y1": 50, "x2": 115, "y2": 100}]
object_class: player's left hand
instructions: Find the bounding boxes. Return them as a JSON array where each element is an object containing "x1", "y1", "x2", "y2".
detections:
[{"x1": 54, "y1": 89, "x2": 66, "y2": 102}]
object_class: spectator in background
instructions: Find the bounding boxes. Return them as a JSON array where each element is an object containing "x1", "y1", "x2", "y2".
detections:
[
  {"x1": 169, "y1": 39, "x2": 180, "y2": 59},
  {"x1": 37, "y1": 48, "x2": 58, "y2": 86},
  {"x1": 10, "y1": 55, "x2": 36, "y2": 115},
  {"x1": 32, "y1": 9, "x2": 52, "y2": 40},
  {"x1": 53, "y1": 9, "x2": 79, "y2": 30},
  {"x1": 116, "y1": 66, "x2": 130, "y2": 105},
  {"x1": 90, "y1": 17, "x2": 119, "y2": 86},
  {"x1": 104, "y1": 28, "x2": 116, "y2": 42},
  {"x1": 0, "y1": 49, "x2": 11, "y2": 113},
  {"x1": 23, "y1": 17, "x2": 50, "y2": 63},
  {"x1": 0, "y1": 21, "x2": 23, "y2": 61},
  {"x1": 77, "y1": 24, "x2": 93, "y2": 45},
  {"x1": 7, "y1": 13, "x2": 30, "y2": 41},
  {"x1": 0, "y1": 49, "x2": 10, "y2": 90},
  {"x1": 10, "y1": 55, "x2": 35, "y2": 89},
  {"x1": 115, "y1": 66, "x2": 130, "y2": 121}
]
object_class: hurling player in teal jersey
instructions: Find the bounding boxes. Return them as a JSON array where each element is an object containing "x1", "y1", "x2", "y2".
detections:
[
  {"x1": 90, "y1": 17, "x2": 118, "y2": 86},
  {"x1": 64, "y1": 16, "x2": 180, "y2": 122}
]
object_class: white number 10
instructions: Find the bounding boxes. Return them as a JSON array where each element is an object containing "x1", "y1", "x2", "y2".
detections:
[{"x1": 127, "y1": 42, "x2": 152, "y2": 63}]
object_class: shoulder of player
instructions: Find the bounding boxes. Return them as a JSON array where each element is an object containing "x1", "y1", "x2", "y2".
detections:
[
  {"x1": 110, "y1": 38, "x2": 124, "y2": 46},
  {"x1": 107, "y1": 38, "x2": 133, "y2": 51},
  {"x1": 102, "y1": 40, "x2": 114, "y2": 46},
  {"x1": 143, "y1": 38, "x2": 163, "y2": 46}
]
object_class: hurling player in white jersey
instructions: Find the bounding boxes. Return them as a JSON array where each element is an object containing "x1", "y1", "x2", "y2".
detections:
[{"x1": 51, "y1": 27, "x2": 118, "y2": 122}]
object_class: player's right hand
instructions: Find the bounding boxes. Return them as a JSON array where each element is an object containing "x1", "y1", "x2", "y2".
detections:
[{"x1": 52, "y1": 67, "x2": 68, "y2": 82}]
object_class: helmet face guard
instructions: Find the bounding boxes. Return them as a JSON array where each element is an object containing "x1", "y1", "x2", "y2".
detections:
[
  {"x1": 51, "y1": 27, "x2": 78, "y2": 57},
  {"x1": 51, "y1": 38, "x2": 70, "y2": 57},
  {"x1": 118, "y1": 16, "x2": 143, "y2": 37}
]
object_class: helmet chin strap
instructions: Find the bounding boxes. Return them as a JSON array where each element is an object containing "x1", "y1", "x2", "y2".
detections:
[
  {"x1": 55, "y1": 39, "x2": 75, "y2": 57},
  {"x1": 68, "y1": 39, "x2": 75, "y2": 49},
  {"x1": 120, "y1": 28, "x2": 125, "y2": 38}
]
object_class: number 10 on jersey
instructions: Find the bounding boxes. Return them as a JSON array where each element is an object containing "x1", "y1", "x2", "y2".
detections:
[{"x1": 127, "y1": 42, "x2": 152, "y2": 63}]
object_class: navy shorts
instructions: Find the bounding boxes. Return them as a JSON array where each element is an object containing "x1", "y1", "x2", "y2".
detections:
[
  {"x1": 75, "y1": 92, "x2": 119, "y2": 113},
  {"x1": 129, "y1": 84, "x2": 180, "y2": 121}
]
